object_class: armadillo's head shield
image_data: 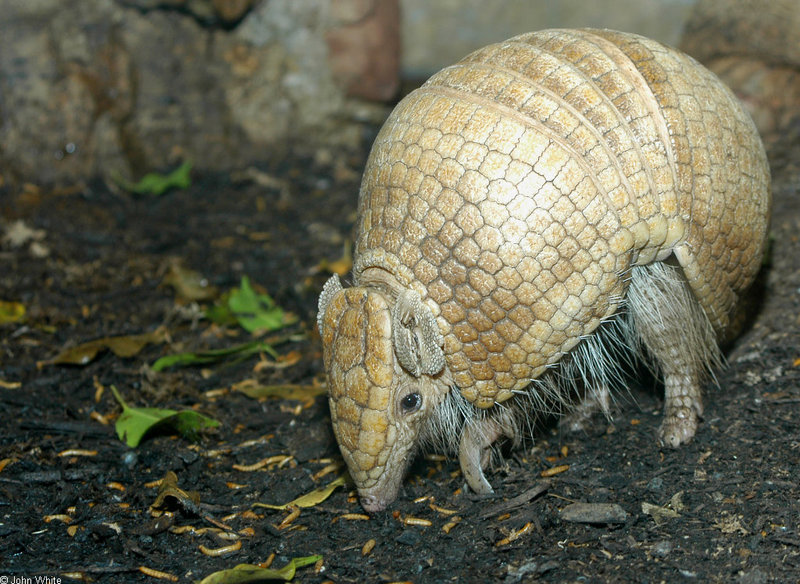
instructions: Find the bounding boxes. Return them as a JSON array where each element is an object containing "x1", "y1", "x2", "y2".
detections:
[{"x1": 317, "y1": 275, "x2": 447, "y2": 512}]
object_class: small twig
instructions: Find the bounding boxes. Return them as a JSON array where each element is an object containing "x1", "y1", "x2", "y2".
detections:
[{"x1": 479, "y1": 480, "x2": 551, "y2": 520}]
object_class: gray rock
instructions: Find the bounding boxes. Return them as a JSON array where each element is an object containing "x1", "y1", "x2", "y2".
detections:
[{"x1": 0, "y1": 0, "x2": 364, "y2": 186}]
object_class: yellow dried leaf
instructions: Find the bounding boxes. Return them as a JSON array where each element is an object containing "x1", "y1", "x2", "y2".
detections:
[
  {"x1": 234, "y1": 381, "x2": 325, "y2": 401},
  {"x1": 0, "y1": 300, "x2": 25, "y2": 324},
  {"x1": 253, "y1": 476, "x2": 347, "y2": 510}
]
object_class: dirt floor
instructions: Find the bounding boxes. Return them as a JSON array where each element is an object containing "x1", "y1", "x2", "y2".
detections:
[{"x1": 2, "y1": 120, "x2": 800, "y2": 583}]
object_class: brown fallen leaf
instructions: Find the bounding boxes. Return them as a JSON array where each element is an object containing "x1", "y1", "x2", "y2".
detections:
[
  {"x1": 713, "y1": 515, "x2": 749, "y2": 535},
  {"x1": 642, "y1": 502, "x2": 681, "y2": 525},
  {"x1": 150, "y1": 471, "x2": 202, "y2": 515},
  {"x1": 3, "y1": 219, "x2": 45, "y2": 248},
  {"x1": 162, "y1": 261, "x2": 219, "y2": 302},
  {"x1": 479, "y1": 481, "x2": 550, "y2": 520},
  {"x1": 40, "y1": 327, "x2": 169, "y2": 367}
]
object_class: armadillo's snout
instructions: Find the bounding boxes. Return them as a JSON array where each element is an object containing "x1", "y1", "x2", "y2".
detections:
[
  {"x1": 331, "y1": 401, "x2": 407, "y2": 513},
  {"x1": 354, "y1": 472, "x2": 406, "y2": 513},
  {"x1": 359, "y1": 493, "x2": 389, "y2": 513}
]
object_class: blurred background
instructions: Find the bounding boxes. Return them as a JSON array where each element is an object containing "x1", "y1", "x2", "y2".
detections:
[
  {"x1": 401, "y1": 0, "x2": 692, "y2": 77},
  {"x1": 1, "y1": 0, "x2": 795, "y2": 187}
]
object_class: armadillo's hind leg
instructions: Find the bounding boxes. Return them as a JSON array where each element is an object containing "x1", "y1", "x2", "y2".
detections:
[{"x1": 627, "y1": 261, "x2": 722, "y2": 447}]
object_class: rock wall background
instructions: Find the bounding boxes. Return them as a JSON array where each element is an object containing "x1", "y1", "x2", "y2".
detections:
[
  {"x1": 0, "y1": 0, "x2": 399, "y2": 187},
  {"x1": 2, "y1": 0, "x2": 796, "y2": 188}
]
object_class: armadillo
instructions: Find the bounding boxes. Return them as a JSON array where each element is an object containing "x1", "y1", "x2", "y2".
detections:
[{"x1": 317, "y1": 28, "x2": 771, "y2": 512}]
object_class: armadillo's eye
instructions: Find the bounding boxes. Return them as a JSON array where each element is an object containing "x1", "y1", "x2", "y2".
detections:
[{"x1": 400, "y1": 392, "x2": 422, "y2": 414}]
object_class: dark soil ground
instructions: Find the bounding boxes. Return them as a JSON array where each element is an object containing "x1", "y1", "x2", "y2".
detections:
[{"x1": 2, "y1": 123, "x2": 800, "y2": 584}]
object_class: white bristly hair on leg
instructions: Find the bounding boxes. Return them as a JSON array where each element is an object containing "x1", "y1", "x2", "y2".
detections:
[
  {"x1": 418, "y1": 300, "x2": 641, "y2": 460},
  {"x1": 626, "y1": 260, "x2": 723, "y2": 383},
  {"x1": 417, "y1": 259, "x2": 722, "y2": 467}
]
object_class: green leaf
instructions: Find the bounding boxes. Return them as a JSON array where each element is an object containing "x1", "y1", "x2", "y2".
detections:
[
  {"x1": 228, "y1": 277, "x2": 296, "y2": 333},
  {"x1": 204, "y1": 291, "x2": 238, "y2": 327},
  {"x1": 151, "y1": 340, "x2": 278, "y2": 371},
  {"x1": 110, "y1": 385, "x2": 219, "y2": 447},
  {"x1": 196, "y1": 555, "x2": 321, "y2": 584},
  {"x1": 114, "y1": 160, "x2": 192, "y2": 196}
]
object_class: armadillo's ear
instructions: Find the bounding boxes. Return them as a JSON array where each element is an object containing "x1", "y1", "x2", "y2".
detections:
[
  {"x1": 317, "y1": 275, "x2": 344, "y2": 332},
  {"x1": 392, "y1": 289, "x2": 445, "y2": 377}
]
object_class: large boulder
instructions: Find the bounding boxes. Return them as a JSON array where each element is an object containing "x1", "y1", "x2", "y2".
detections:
[{"x1": 0, "y1": 0, "x2": 399, "y2": 186}]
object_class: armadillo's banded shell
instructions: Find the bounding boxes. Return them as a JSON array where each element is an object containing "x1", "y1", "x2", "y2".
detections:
[{"x1": 353, "y1": 29, "x2": 769, "y2": 408}]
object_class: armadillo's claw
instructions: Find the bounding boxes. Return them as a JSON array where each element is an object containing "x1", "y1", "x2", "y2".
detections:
[
  {"x1": 658, "y1": 404, "x2": 700, "y2": 448},
  {"x1": 657, "y1": 367, "x2": 704, "y2": 448},
  {"x1": 458, "y1": 420, "x2": 495, "y2": 495},
  {"x1": 458, "y1": 413, "x2": 519, "y2": 495}
]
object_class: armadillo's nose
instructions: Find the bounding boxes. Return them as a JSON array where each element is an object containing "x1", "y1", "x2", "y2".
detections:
[{"x1": 360, "y1": 493, "x2": 389, "y2": 513}]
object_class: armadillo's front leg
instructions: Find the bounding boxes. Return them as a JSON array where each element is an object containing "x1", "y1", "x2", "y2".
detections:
[
  {"x1": 458, "y1": 412, "x2": 517, "y2": 494},
  {"x1": 561, "y1": 384, "x2": 612, "y2": 433}
]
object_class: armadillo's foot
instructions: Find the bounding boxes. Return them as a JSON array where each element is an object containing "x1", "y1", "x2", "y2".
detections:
[
  {"x1": 458, "y1": 413, "x2": 517, "y2": 495},
  {"x1": 658, "y1": 378, "x2": 704, "y2": 448},
  {"x1": 561, "y1": 384, "x2": 612, "y2": 433}
]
